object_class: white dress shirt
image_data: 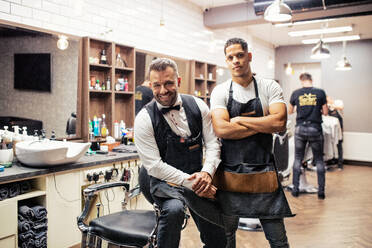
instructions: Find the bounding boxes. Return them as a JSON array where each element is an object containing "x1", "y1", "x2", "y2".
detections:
[{"x1": 134, "y1": 94, "x2": 221, "y2": 190}]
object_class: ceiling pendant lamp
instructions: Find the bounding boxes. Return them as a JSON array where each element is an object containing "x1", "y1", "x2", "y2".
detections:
[
  {"x1": 264, "y1": 0, "x2": 292, "y2": 23},
  {"x1": 310, "y1": 39, "x2": 330, "y2": 59},
  {"x1": 335, "y1": 41, "x2": 352, "y2": 71}
]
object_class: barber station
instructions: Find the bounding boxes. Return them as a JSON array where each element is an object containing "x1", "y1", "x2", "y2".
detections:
[{"x1": 1, "y1": 1, "x2": 372, "y2": 248}]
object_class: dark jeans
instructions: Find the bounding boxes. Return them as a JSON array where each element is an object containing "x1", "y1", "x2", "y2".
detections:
[
  {"x1": 155, "y1": 197, "x2": 226, "y2": 248},
  {"x1": 293, "y1": 125, "x2": 325, "y2": 193},
  {"x1": 223, "y1": 215, "x2": 289, "y2": 248},
  {"x1": 337, "y1": 140, "x2": 343, "y2": 167}
]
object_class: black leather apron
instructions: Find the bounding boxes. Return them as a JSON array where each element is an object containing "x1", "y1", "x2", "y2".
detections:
[
  {"x1": 145, "y1": 94, "x2": 203, "y2": 201},
  {"x1": 215, "y1": 78, "x2": 293, "y2": 219}
]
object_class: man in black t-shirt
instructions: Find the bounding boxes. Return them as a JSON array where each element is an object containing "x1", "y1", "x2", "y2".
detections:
[
  {"x1": 135, "y1": 79, "x2": 154, "y2": 115},
  {"x1": 288, "y1": 73, "x2": 328, "y2": 199}
]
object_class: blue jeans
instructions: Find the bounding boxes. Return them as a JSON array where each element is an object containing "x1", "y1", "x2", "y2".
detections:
[
  {"x1": 293, "y1": 125, "x2": 325, "y2": 193},
  {"x1": 223, "y1": 215, "x2": 289, "y2": 248},
  {"x1": 155, "y1": 197, "x2": 227, "y2": 248}
]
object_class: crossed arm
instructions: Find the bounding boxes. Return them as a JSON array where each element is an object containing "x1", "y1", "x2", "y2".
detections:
[{"x1": 211, "y1": 102, "x2": 287, "y2": 139}]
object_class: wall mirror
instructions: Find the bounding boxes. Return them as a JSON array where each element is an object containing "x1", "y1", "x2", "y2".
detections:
[{"x1": 0, "y1": 21, "x2": 82, "y2": 140}]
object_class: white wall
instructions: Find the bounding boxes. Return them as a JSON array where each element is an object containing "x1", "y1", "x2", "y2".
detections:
[{"x1": 0, "y1": 0, "x2": 274, "y2": 76}]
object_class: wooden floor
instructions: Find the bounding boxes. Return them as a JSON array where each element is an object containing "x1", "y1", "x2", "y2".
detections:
[{"x1": 180, "y1": 165, "x2": 372, "y2": 248}]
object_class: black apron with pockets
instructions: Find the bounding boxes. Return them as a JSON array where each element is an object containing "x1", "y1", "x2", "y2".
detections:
[
  {"x1": 217, "y1": 78, "x2": 293, "y2": 219},
  {"x1": 145, "y1": 94, "x2": 203, "y2": 201}
]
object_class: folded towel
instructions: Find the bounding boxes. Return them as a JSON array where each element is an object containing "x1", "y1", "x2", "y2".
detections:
[
  {"x1": 32, "y1": 222, "x2": 47, "y2": 232},
  {"x1": 34, "y1": 232, "x2": 47, "y2": 248},
  {"x1": 0, "y1": 186, "x2": 9, "y2": 201},
  {"x1": 19, "y1": 205, "x2": 35, "y2": 220},
  {"x1": 18, "y1": 220, "x2": 32, "y2": 233},
  {"x1": 18, "y1": 213, "x2": 26, "y2": 222},
  {"x1": 20, "y1": 181, "x2": 31, "y2": 194},
  {"x1": 9, "y1": 182, "x2": 20, "y2": 198},
  {"x1": 31, "y1": 206, "x2": 47, "y2": 220},
  {"x1": 19, "y1": 230, "x2": 35, "y2": 242},
  {"x1": 21, "y1": 238, "x2": 35, "y2": 248}
]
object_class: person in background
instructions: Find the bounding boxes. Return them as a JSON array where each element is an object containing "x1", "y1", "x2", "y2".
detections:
[
  {"x1": 288, "y1": 72, "x2": 328, "y2": 199},
  {"x1": 134, "y1": 58, "x2": 226, "y2": 248},
  {"x1": 327, "y1": 96, "x2": 344, "y2": 170},
  {"x1": 211, "y1": 37, "x2": 293, "y2": 248},
  {"x1": 135, "y1": 78, "x2": 153, "y2": 115}
]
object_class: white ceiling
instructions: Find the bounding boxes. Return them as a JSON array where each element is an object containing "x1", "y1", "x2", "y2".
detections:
[{"x1": 187, "y1": 0, "x2": 372, "y2": 47}]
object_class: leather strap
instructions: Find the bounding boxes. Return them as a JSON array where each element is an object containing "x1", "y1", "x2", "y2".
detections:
[{"x1": 212, "y1": 170, "x2": 278, "y2": 193}]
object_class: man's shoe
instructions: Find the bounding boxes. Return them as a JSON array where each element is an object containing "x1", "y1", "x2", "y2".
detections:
[
  {"x1": 291, "y1": 189, "x2": 299, "y2": 197},
  {"x1": 318, "y1": 192, "x2": 325, "y2": 199}
]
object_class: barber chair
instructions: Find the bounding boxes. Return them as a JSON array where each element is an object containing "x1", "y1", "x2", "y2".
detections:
[
  {"x1": 66, "y1": 112, "x2": 77, "y2": 135},
  {"x1": 238, "y1": 130, "x2": 291, "y2": 232},
  {"x1": 77, "y1": 167, "x2": 188, "y2": 248}
]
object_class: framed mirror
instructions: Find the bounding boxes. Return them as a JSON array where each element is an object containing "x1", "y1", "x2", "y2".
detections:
[{"x1": 0, "y1": 21, "x2": 82, "y2": 140}]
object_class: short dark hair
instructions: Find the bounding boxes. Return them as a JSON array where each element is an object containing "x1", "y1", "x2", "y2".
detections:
[
  {"x1": 224, "y1": 38, "x2": 248, "y2": 55},
  {"x1": 148, "y1": 58, "x2": 179, "y2": 79},
  {"x1": 299, "y1": 73, "x2": 312, "y2": 81}
]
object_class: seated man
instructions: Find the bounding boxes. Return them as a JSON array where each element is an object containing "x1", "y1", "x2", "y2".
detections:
[{"x1": 134, "y1": 58, "x2": 226, "y2": 248}]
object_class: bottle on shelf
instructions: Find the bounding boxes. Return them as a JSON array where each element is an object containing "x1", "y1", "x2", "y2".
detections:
[
  {"x1": 124, "y1": 78, "x2": 128, "y2": 91},
  {"x1": 116, "y1": 53, "x2": 124, "y2": 68},
  {"x1": 101, "y1": 114, "x2": 108, "y2": 138},
  {"x1": 115, "y1": 80, "x2": 121, "y2": 91},
  {"x1": 119, "y1": 120, "x2": 126, "y2": 137},
  {"x1": 95, "y1": 79, "x2": 100, "y2": 90},
  {"x1": 114, "y1": 121, "x2": 119, "y2": 139},
  {"x1": 93, "y1": 116, "x2": 99, "y2": 137},
  {"x1": 102, "y1": 81, "x2": 106, "y2": 91},
  {"x1": 100, "y1": 49, "x2": 107, "y2": 64},
  {"x1": 106, "y1": 76, "x2": 111, "y2": 90}
]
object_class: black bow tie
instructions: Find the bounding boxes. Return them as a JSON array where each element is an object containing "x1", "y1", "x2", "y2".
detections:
[{"x1": 160, "y1": 105, "x2": 181, "y2": 114}]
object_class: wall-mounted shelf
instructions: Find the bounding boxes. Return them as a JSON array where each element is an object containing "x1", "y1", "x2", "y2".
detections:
[
  {"x1": 190, "y1": 60, "x2": 217, "y2": 107},
  {"x1": 82, "y1": 37, "x2": 135, "y2": 142}
]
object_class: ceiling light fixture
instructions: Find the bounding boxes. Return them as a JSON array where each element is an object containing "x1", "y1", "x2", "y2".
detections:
[
  {"x1": 264, "y1": 0, "x2": 292, "y2": 23},
  {"x1": 310, "y1": 39, "x2": 330, "y2": 59},
  {"x1": 274, "y1": 18, "x2": 336, "y2": 27},
  {"x1": 288, "y1": 26, "x2": 352, "y2": 37},
  {"x1": 57, "y1": 35, "x2": 69, "y2": 50},
  {"x1": 335, "y1": 41, "x2": 352, "y2": 71},
  {"x1": 158, "y1": 0, "x2": 166, "y2": 40},
  {"x1": 302, "y1": 35, "x2": 361, "y2": 44}
]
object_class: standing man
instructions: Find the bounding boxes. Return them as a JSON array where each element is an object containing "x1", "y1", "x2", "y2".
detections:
[
  {"x1": 288, "y1": 73, "x2": 328, "y2": 199},
  {"x1": 134, "y1": 58, "x2": 226, "y2": 248},
  {"x1": 210, "y1": 38, "x2": 293, "y2": 248},
  {"x1": 135, "y1": 79, "x2": 153, "y2": 115}
]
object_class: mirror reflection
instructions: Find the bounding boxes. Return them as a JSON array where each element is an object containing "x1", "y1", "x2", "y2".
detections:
[{"x1": 0, "y1": 25, "x2": 79, "y2": 139}]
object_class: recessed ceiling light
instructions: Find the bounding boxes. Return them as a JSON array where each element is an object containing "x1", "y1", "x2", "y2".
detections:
[
  {"x1": 302, "y1": 35, "x2": 360, "y2": 44},
  {"x1": 289, "y1": 26, "x2": 352, "y2": 37}
]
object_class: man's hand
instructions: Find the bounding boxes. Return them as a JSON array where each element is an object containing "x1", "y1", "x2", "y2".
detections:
[
  {"x1": 187, "y1": 171, "x2": 213, "y2": 195},
  {"x1": 230, "y1": 116, "x2": 241, "y2": 124},
  {"x1": 197, "y1": 185, "x2": 217, "y2": 199}
]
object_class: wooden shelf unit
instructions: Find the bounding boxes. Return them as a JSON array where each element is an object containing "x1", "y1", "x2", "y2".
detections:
[
  {"x1": 82, "y1": 37, "x2": 135, "y2": 141},
  {"x1": 190, "y1": 61, "x2": 217, "y2": 106}
]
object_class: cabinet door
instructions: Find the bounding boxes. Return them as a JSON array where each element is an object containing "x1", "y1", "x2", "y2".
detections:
[
  {"x1": 0, "y1": 235, "x2": 16, "y2": 248},
  {"x1": 0, "y1": 200, "x2": 17, "y2": 239},
  {"x1": 46, "y1": 172, "x2": 81, "y2": 248}
]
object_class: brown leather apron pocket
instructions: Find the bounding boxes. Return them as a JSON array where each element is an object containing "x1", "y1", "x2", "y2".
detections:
[{"x1": 212, "y1": 170, "x2": 278, "y2": 193}]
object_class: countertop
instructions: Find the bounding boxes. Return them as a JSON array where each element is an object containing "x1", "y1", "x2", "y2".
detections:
[{"x1": 0, "y1": 151, "x2": 139, "y2": 184}]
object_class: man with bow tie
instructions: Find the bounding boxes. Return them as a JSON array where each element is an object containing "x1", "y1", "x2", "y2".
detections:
[{"x1": 134, "y1": 58, "x2": 226, "y2": 248}]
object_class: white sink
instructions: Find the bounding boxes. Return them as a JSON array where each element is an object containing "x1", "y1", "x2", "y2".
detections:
[{"x1": 15, "y1": 140, "x2": 91, "y2": 167}]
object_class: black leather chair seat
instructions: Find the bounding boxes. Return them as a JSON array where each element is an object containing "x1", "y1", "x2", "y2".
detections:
[{"x1": 89, "y1": 210, "x2": 157, "y2": 247}]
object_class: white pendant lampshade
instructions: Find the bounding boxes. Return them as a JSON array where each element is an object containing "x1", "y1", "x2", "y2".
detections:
[
  {"x1": 310, "y1": 39, "x2": 330, "y2": 59},
  {"x1": 335, "y1": 41, "x2": 352, "y2": 71},
  {"x1": 264, "y1": 0, "x2": 292, "y2": 23}
]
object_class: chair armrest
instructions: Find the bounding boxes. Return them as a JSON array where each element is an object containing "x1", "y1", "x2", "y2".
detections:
[
  {"x1": 78, "y1": 181, "x2": 130, "y2": 233},
  {"x1": 83, "y1": 181, "x2": 130, "y2": 196}
]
